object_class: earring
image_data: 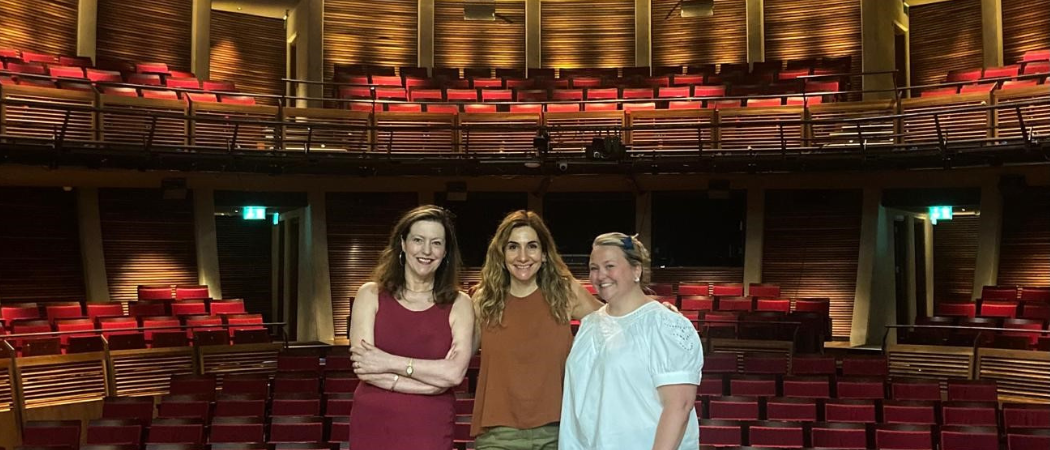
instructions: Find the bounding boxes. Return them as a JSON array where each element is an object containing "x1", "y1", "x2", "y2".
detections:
[
  {"x1": 634, "y1": 277, "x2": 640, "y2": 283},
  {"x1": 399, "y1": 251, "x2": 405, "y2": 266}
]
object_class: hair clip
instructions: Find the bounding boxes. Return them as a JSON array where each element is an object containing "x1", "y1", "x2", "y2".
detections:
[{"x1": 621, "y1": 236, "x2": 634, "y2": 250}]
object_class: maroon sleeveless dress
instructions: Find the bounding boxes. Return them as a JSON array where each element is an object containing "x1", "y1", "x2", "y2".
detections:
[{"x1": 349, "y1": 290, "x2": 455, "y2": 450}]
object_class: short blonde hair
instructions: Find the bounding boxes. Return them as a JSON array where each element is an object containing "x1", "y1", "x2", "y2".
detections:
[{"x1": 592, "y1": 232, "x2": 651, "y2": 286}]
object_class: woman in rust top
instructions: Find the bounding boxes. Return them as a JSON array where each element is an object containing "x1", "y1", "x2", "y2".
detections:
[{"x1": 470, "y1": 210, "x2": 602, "y2": 449}]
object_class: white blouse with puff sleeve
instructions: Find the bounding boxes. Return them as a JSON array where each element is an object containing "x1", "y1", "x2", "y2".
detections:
[{"x1": 560, "y1": 301, "x2": 704, "y2": 450}]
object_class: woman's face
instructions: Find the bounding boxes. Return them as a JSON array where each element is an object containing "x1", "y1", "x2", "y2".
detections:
[
  {"x1": 503, "y1": 225, "x2": 545, "y2": 284},
  {"x1": 588, "y1": 244, "x2": 640, "y2": 302},
  {"x1": 401, "y1": 220, "x2": 447, "y2": 279}
]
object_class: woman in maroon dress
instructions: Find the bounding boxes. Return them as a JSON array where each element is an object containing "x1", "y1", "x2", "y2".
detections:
[{"x1": 348, "y1": 205, "x2": 475, "y2": 450}]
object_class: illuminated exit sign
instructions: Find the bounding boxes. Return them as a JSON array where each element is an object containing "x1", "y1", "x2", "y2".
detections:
[{"x1": 243, "y1": 206, "x2": 267, "y2": 220}]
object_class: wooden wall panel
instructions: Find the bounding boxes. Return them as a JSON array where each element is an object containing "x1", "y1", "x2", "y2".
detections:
[
  {"x1": 96, "y1": 0, "x2": 193, "y2": 70},
  {"x1": 216, "y1": 216, "x2": 273, "y2": 321},
  {"x1": 435, "y1": 0, "x2": 525, "y2": 69},
  {"x1": 764, "y1": 0, "x2": 861, "y2": 87},
  {"x1": 651, "y1": 0, "x2": 747, "y2": 68},
  {"x1": 1001, "y1": 0, "x2": 1050, "y2": 64},
  {"x1": 327, "y1": 193, "x2": 418, "y2": 339},
  {"x1": 651, "y1": 267, "x2": 745, "y2": 285},
  {"x1": 997, "y1": 189, "x2": 1050, "y2": 287},
  {"x1": 541, "y1": 0, "x2": 635, "y2": 68},
  {"x1": 762, "y1": 189, "x2": 862, "y2": 338},
  {"x1": 324, "y1": 0, "x2": 417, "y2": 79},
  {"x1": 932, "y1": 214, "x2": 979, "y2": 303},
  {"x1": 0, "y1": 188, "x2": 85, "y2": 303},
  {"x1": 99, "y1": 189, "x2": 198, "y2": 304},
  {"x1": 210, "y1": 11, "x2": 286, "y2": 106},
  {"x1": 910, "y1": 0, "x2": 983, "y2": 87},
  {"x1": 0, "y1": 0, "x2": 78, "y2": 57}
]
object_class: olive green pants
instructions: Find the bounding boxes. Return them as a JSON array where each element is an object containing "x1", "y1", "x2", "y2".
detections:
[{"x1": 474, "y1": 424, "x2": 560, "y2": 450}]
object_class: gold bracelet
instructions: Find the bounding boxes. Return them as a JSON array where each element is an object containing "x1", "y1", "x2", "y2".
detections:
[{"x1": 391, "y1": 373, "x2": 400, "y2": 391}]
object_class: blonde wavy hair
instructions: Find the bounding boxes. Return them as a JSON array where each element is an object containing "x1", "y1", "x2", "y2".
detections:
[{"x1": 475, "y1": 210, "x2": 574, "y2": 327}]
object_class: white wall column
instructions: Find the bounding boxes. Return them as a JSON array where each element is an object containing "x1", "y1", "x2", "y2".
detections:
[
  {"x1": 980, "y1": 0, "x2": 1004, "y2": 67},
  {"x1": 525, "y1": 0, "x2": 542, "y2": 70},
  {"x1": 972, "y1": 181, "x2": 1003, "y2": 299},
  {"x1": 191, "y1": 0, "x2": 211, "y2": 79},
  {"x1": 742, "y1": 187, "x2": 765, "y2": 288},
  {"x1": 297, "y1": 190, "x2": 335, "y2": 343},
  {"x1": 193, "y1": 188, "x2": 222, "y2": 299},
  {"x1": 77, "y1": 0, "x2": 98, "y2": 62},
  {"x1": 851, "y1": 188, "x2": 884, "y2": 346},
  {"x1": 77, "y1": 188, "x2": 110, "y2": 302},
  {"x1": 634, "y1": 0, "x2": 652, "y2": 68},
  {"x1": 418, "y1": 0, "x2": 435, "y2": 68},
  {"x1": 745, "y1": 0, "x2": 764, "y2": 63}
]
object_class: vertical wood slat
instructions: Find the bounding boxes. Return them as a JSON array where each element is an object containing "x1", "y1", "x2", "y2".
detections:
[
  {"x1": 541, "y1": 0, "x2": 635, "y2": 68},
  {"x1": 997, "y1": 188, "x2": 1050, "y2": 287},
  {"x1": 323, "y1": 0, "x2": 418, "y2": 81},
  {"x1": 434, "y1": 0, "x2": 526, "y2": 70},
  {"x1": 764, "y1": 0, "x2": 861, "y2": 94},
  {"x1": 326, "y1": 193, "x2": 419, "y2": 339},
  {"x1": 651, "y1": 0, "x2": 747, "y2": 68},
  {"x1": 932, "y1": 214, "x2": 979, "y2": 303},
  {"x1": 216, "y1": 216, "x2": 274, "y2": 322},
  {"x1": 99, "y1": 189, "x2": 198, "y2": 304},
  {"x1": 0, "y1": 0, "x2": 78, "y2": 57},
  {"x1": 96, "y1": 0, "x2": 193, "y2": 71},
  {"x1": 909, "y1": 0, "x2": 983, "y2": 87},
  {"x1": 0, "y1": 188, "x2": 85, "y2": 303},
  {"x1": 1001, "y1": 0, "x2": 1050, "y2": 64},
  {"x1": 210, "y1": 11, "x2": 287, "y2": 106},
  {"x1": 762, "y1": 190, "x2": 862, "y2": 338}
]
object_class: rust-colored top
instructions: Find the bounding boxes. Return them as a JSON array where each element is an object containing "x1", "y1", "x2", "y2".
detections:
[{"x1": 470, "y1": 288, "x2": 573, "y2": 435}]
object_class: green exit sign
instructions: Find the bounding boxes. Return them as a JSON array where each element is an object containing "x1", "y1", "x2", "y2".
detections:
[
  {"x1": 243, "y1": 206, "x2": 267, "y2": 220},
  {"x1": 929, "y1": 205, "x2": 952, "y2": 225}
]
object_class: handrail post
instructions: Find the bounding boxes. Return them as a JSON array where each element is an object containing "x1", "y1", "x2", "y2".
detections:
[{"x1": 1014, "y1": 105, "x2": 1030, "y2": 145}]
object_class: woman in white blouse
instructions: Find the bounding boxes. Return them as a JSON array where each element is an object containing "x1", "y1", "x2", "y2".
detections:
[{"x1": 560, "y1": 232, "x2": 704, "y2": 450}]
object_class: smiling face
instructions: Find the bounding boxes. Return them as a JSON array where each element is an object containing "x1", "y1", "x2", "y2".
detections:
[
  {"x1": 588, "y1": 244, "x2": 641, "y2": 303},
  {"x1": 504, "y1": 225, "x2": 545, "y2": 285},
  {"x1": 400, "y1": 219, "x2": 447, "y2": 280}
]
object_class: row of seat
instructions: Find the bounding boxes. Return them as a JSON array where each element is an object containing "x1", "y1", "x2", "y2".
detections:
[
  {"x1": 335, "y1": 71, "x2": 845, "y2": 94},
  {"x1": 696, "y1": 396, "x2": 1048, "y2": 428},
  {"x1": 0, "y1": 298, "x2": 248, "y2": 326},
  {"x1": 20, "y1": 416, "x2": 348, "y2": 449},
  {"x1": 696, "y1": 420, "x2": 1048, "y2": 449},
  {"x1": 335, "y1": 55, "x2": 855, "y2": 81}
]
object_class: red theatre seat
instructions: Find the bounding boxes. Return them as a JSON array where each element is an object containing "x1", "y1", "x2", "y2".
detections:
[
  {"x1": 678, "y1": 283, "x2": 710, "y2": 296},
  {"x1": 875, "y1": 424, "x2": 935, "y2": 450},
  {"x1": 268, "y1": 416, "x2": 324, "y2": 443},
  {"x1": 942, "y1": 401, "x2": 998, "y2": 427},
  {"x1": 208, "y1": 417, "x2": 265, "y2": 443},
  {"x1": 712, "y1": 283, "x2": 744, "y2": 297},
  {"x1": 947, "y1": 379, "x2": 998, "y2": 402},
  {"x1": 940, "y1": 426, "x2": 1000, "y2": 450},
  {"x1": 22, "y1": 420, "x2": 82, "y2": 449},
  {"x1": 139, "y1": 285, "x2": 173, "y2": 300},
  {"x1": 1003, "y1": 402, "x2": 1050, "y2": 429},
  {"x1": 1008, "y1": 429, "x2": 1050, "y2": 450},
  {"x1": 699, "y1": 420, "x2": 744, "y2": 447},
  {"x1": 748, "y1": 421, "x2": 805, "y2": 448},
  {"x1": 810, "y1": 422, "x2": 870, "y2": 449},
  {"x1": 936, "y1": 302, "x2": 977, "y2": 318},
  {"x1": 213, "y1": 393, "x2": 267, "y2": 418},
  {"x1": 86, "y1": 418, "x2": 142, "y2": 446},
  {"x1": 825, "y1": 399, "x2": 878, "y2": 423},
  {"x1": 146, "y1": 418, "x2": 204, "y2": 444},
  {"x1": 766, "y1": 397, "x2": 818, "y2": 422},
  {"x1": 982, "y1": 285, "x2": 1018, "y2": 300}
]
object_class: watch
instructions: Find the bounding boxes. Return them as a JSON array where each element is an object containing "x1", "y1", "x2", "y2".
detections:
[{"x1": 405, "y1": 358, "x2": 415, "y2": 377}]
